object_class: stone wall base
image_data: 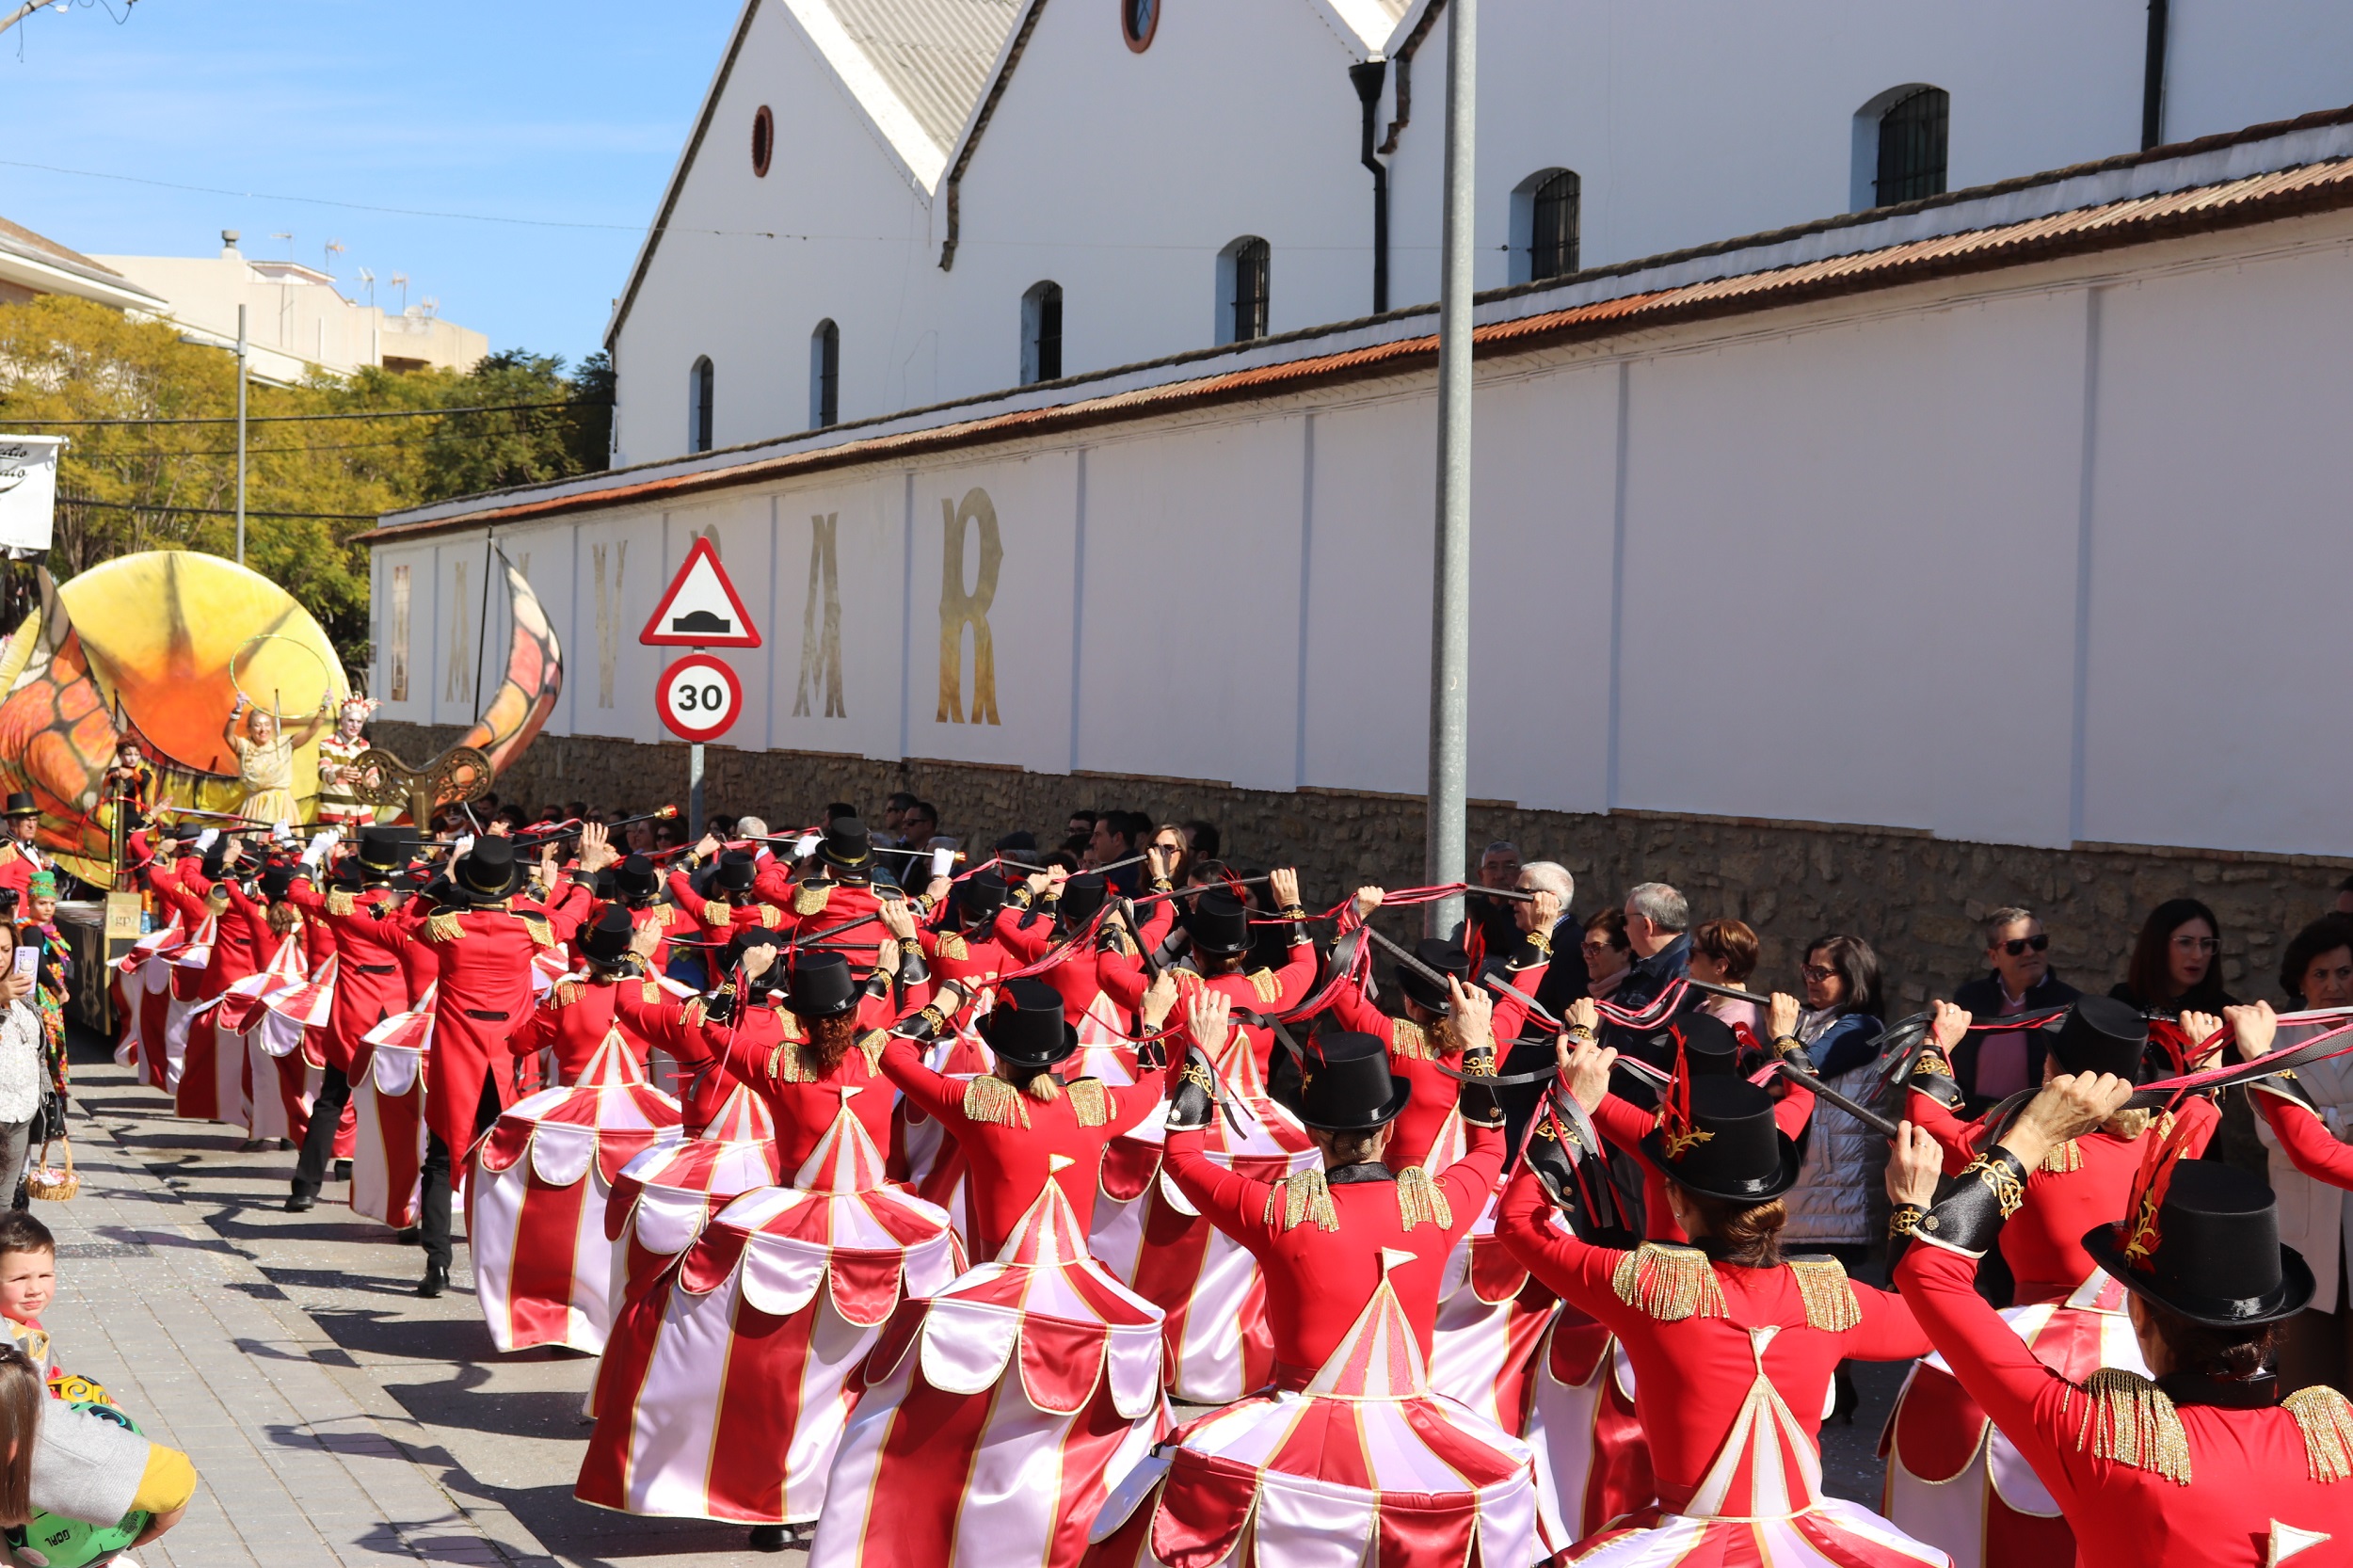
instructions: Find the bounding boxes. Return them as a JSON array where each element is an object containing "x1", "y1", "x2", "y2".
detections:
[{"x1": 375, "y1": 722, "x2": 2349, "y2": 1005}]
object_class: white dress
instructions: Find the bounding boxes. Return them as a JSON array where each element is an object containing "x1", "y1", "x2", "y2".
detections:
[{"x1": 0, "y1": 999, "x2": 43, "y2": 1125}]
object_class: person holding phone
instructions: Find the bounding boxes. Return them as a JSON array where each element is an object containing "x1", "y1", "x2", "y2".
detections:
[{"x1": 0, "y1": 927, "x2": 44, "y2": 1211}]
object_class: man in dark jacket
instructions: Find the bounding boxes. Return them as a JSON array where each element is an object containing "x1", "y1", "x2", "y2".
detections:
[{"x1": 1948, "y1": 904, "x2": 2080, "y2": 1111}]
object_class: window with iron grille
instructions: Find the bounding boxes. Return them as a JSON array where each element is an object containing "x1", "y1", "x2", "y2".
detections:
[
  {"x1": 1529, "y1": 169, "x2": 1580, "y2": 280},
  {"x1": 1875, "y1": 87, "x2": 1948, "y2": 206},
  {"x1": 1226, "y1": 237, "x2": 1270, "y2": 344},
  {"x1": 688, "y1": 356, "x2": 713, "y2": 453},
  {"x1": 809, "y1": 320, "x2": 839, "y2": 429},
  {"x1": 1022, "y1": 280, "x2": 1064, "y2": 384}
]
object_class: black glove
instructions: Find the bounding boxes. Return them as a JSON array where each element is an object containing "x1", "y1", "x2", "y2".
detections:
[
  {"x1": 1455, "y1": 1049, "x2": 1503, "y2": 1128},
  {"x1": 1165, "y1": 1056, "x2": 1217, "y2": 1132}
]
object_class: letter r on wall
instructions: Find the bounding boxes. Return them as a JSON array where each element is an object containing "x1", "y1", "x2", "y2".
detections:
[{"x1": 936, "y1": 488, "x2": 1001, "y2": 725}]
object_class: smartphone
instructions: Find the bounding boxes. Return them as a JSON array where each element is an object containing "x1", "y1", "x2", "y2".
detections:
[{"x1": 12, "y1": 946, "x2": 38, "y2": 981}]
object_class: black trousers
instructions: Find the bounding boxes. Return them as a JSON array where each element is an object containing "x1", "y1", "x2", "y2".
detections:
[
  {"x1": 419, "y1": 1074, "x2": 504, "y2": 1270},
  {"x1": 291, "y1": 1065, "x2": 352, "y2": 1194}
]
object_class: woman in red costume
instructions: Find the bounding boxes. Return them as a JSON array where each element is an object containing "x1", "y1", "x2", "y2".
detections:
[
  {"x1": 1890, "y1": 1070, "x2": 2353, "y2": 1568},
  {"x1": 1496, "y1": 1034, "x2": 1943, "y2": 1567}
]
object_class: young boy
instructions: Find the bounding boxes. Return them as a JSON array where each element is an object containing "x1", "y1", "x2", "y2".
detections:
[{"x1": 0, "y1": 1210, "x2": 60, "y2": 1380}]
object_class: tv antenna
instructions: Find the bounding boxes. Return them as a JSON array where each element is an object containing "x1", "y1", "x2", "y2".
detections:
[
  {"x1": 323, "y1": 238, "x2": 344, "y2": 278},
  {"x1": 391, "y1": 272, "x2": 408, "y2": 313},
  {"x1": 357, "y1": 266, "x2": 376, "y2": 306}
]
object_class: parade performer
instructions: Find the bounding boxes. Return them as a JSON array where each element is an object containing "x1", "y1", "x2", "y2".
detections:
[
  {"x1": 568, "y1": 824, "x2": 689, "y2": 972},
  {"x1": 284, "y1": 828, "x2": 417, "y2": 1213},
  {"x1": 350, "y1": 988, "x2": 434, "y2": 1236},
  {"x1": 510, "y1": 906, "x2": 662, "y2": 1088},
  {"x1": 809, "y1": 978, "x2": 1172, "y2": 1568},
  {"x1": 217, "y1": 862, "x2": 334, "y2": 1151},
  {"x1": 768, "y1": 817, "x2": 890, "y2": 970},
  {"x1": 404, "y1": 837, "x2": 557, "y2": 1298},
  {"x1": 221, "y1": 697, "x2": 328, "y2": 829},
  {"x1": 1096, "y1": 872, "x2": 1318, "y2": 1082},
  {"x1": 1883, "y1": 996, "x2": 2215, "y2": 1568},
  {"x1": 664, "y1": 850, "x2": 785, "y2": 985},
  {"x1": 1890, "y1": 1070, "x2": 2353, "y2": 1567},
  {"x1": 152, "y1": 837, "x2": 263, "y2": 1123},
  {"x1": 312, "y1": 696, "x2": 378, "y2": 828},
  {"x1": 1087, "y1": 984, "x2": 1538, "y2": 1568},
  {"x1": 600, "y1": 1080, "x2": 782, "y2": 1339},
  {"x1": 582, "y1": 1089, "x2": 960, "y2": 1554},
  {"x1": 100, "y1": 738, "x2": 159, "y2": 872},
  {"x1": 0, "y1": 794, "x2": 49, "y2": 907},
  {"x1": 1495, "y1": 1034, "x2": 1944, "y2": 1567}
]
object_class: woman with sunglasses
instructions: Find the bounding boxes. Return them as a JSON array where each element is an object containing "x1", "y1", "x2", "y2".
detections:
[
  {"x1": 2108, "y1": 898, "x2": 2234, "y2": 1019},
  {"x1": 1947, "y1": 907, "x2": 2081, "y2": 1115}
]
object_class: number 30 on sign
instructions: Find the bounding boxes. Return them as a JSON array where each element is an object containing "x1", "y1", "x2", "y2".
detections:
[{"x1": 657, "y1": 653, "x2": 744, "y2": 743}]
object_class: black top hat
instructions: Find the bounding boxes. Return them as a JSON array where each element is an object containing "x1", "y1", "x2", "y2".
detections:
[
  {"x1": 1639, "y1": 1076, "x2": 1801, "y2": 1204},
  {"x1": 354, "y1": 827, "x2": 408, "y2": 879},
  {"x1": 1187, "y1": 888, "x2": 1251, "y2": 956},
  {"x1": 2084, "y1": 1160, "x2": 2313, "y2": 1326},
  {"x1": 2052, "y1": 995, "x2": 2150, "y2": 1080},
  {"x1": 2, "y1": 793, "x2": 35, "y2": 819},
  {"x1": 979, "y1": 977, "x2": 1078, "y2": 1069},
  {"x1": 714, "y1": 851, "x2": 758, "y2": 894},
  {"x1": 1297, "y1": 1032, "x2": 1411, "y2": 1132},
  {"x1": 446, "y1": 836, "x2": 524, "y2": 904},
  {"x1": 1057, "y1": 872, "x2": 1108, "y2": 927},
  {"x1": 169, "y1": 821, "x2": 205, "y2": 843},
  {"x1": 258, "y1": 865, "x2": 296, "y2": 903},
  {"x1": 951, "y1": 870, "x2": 1007, "y2": 925},
  {"x1": 613, "y1": 852, "x2": 660, "y2": 903},
  {"x1": 816, "y1": 818, "x2": 872, "y2": 879},
  {"x1": 783, "y1": 951, "x2": 859, "y2": 1019},
  {"x1": 1673, "y1": 1013, "x2": 1742, "y2": 1076},
  {"x1": 1397, "y1": 937, "x2": 1470, "y2": 1014},
  {"x1": 579, "y1": 905, "x2": 636, "y2": 968}
]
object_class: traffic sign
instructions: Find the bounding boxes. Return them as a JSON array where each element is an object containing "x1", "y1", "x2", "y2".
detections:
[
  {"x1": 641, "y1": 536, "x2": 761, "y2": 648},
  {"x1": 656, "y1": 653, "x2": 744, "y2": 743}
]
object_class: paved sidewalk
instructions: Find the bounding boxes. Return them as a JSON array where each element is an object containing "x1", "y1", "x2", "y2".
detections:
[{"x1": 56, "y1": 1038, "x2": 801, "y2": 1567}]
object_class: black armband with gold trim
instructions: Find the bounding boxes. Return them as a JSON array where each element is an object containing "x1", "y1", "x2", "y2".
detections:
[
  {"x1": 895, "y1": 937, "x2": 929, "y2": 988},
  {"x1": 1166, "y1": 1061, "x2": 1216, "y2": 1132},
  {"x1": 1913, "y1": 1148, "x2": 2029, "y2": 1256}
]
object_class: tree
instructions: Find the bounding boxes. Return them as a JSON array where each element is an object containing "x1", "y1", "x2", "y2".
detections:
[{"x1": 0, "y1": 295, "x2": 608, "y2": 667}]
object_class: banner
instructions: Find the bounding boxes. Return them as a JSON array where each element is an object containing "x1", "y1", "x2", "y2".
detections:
[{"x1": 0, "y1": 437, "x2": 65, "y2": 553}]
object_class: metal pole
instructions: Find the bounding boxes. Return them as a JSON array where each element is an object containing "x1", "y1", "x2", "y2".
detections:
[
  {"x1": 234, "y1": 304, "x2": 248, "y2": 566},
  {"x1": 688, "y1": 744, "x2": 706, "y2": 839},
  {"x1": 1425, "y1": 0, "x2": 1475, "y2": 939}
]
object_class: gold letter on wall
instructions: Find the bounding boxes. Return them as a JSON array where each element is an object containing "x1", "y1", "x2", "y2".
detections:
[
  {"x1": 936, "y1": 488, "x2": 1001, "y2": 725},
  {"x1": 793, "y1": 513, "x2": 846, "y2": 718},
  {"x1": 443, "y1": 557, "x2": 472, "y2": 702},
  {"x1": 593, "y1": 538, "x2": 628, "y2": 710}
]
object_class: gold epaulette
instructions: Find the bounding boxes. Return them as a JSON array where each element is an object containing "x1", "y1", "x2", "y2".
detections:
[
  {"x1": 793, "y1": 884, "x2": 831, "y2": 917},
  {"x1": 1065, "y1": 1078, "x2": 1109, "y2": 1128},
  {"x1": 2067, "y1": 1368, "x2": 2190, "y2": 1484},
  {"x1": 423, "y1": 910, "x2": 465, "y2": 944},
  {"x1": 1611, "y1": 1242, "x2": 1727, "y2": 1321},
  {"x1": 207, "y1": 887, "x2": 231, "y2": 914},
  {"x1": 1395, "y1": 1165, "x2": 1451, "y2": 1231},
  {"x1": 767, "y1": 1039, "x2": 813, "y2": 1083},
  {"x1": 325, "y1": 888, "x2": 356, "y2": 919},
  {"x1": 0, "y1": 845, "x2": 20, "y2": 868},
  {"x1": 962, "y1": 1075, "x2": 1031, "y2": 1128},
  {"x1": 521, "y1": 915, "x2": 556, "y2": 950},
  {"x1": 653, "y1": 903, "x2": 681, "y2": 928},
  {"x1": 641, "y1": 979, "x2": 664, "y2": 1004},
  {"x1": 699, "y1": 901, "x2": 729, "y2": 927},
  {"x1": 1262, "y1": 1167, "x2": 1338, "y2": 1233},
  {"x1": 2287, "y1": 1385, "x2": 2353, "y2": 1482},
  {"x1": 935, "y1": 931, "x2": 969, "y2": 962},
  {"x1": 683, "y1": 998, "x2": 709, "y2": 1027},
  {"x1": 1785, "y1": 1256, "x2": 1863, "y2": 1331},
  {"x1": 856, "y1": 1030, "x2": 887, "y2": 1072},
  {"x1": 1246, "y1": 968, "x2": 1281, "y2": 1003},
  {"x1": 1390, "y1": 1016, "x2": 1433, "y2": 1062},
  {"x1": 552, "y1": 980, "x2": 583, "y2": 1008},
  {"x1": 759, "y1": 904, "x2": 785, "y2": 928},
  {"x1": 2040, "y1": 1139, "x2": 2083, "y2": 1174}
]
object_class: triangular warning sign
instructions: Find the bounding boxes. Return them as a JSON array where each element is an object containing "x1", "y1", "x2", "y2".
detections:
[{"x1": 640, "y1": 536, "x2": 761, "y2": 648}]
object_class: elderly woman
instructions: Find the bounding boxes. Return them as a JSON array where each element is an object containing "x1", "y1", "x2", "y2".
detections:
[
  {"x1": 222, "y1": 696, "x2": 328, "y2": 828},
  {"x1": 1581, "y1": 907, "x2": 1634, "y2": 1000},
  {"x1": 2251, "y1": 914, "x2": 2353, "y2": 1393},
  {"x1": 1689, "y1": 918, "x2": 1765, "y2": 1044}
]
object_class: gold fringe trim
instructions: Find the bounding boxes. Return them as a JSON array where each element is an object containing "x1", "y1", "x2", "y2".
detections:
[
  {"x1": 325, "y1": 888, "x2": 356, "y2": 919},
  {"x1": 1786, "y1": 1257, "x2": 1863, "y2": 1331},
  {"x1": 1065, "y1": 1079, "x2": 1110, "y2": 1128},
  {"x1": 793, "y1": 885, "x2": 831, "y2": 917},
  {"x1": 552, "y1": 980, "x2": 583, "y2": 1008},
  {"x1": 962, "y1": 1075, "x2": 1032, "y2": 1128},
  {"x1": 1611, "y1": 1243, "x2": 1727, "y2": 1322},
  {"x1": 1395, "y1": 1165, "x2": 1452, "y2": 1231},
  {"x1": 641, "y1": 980, "x2": 664, "y2": 1004},
  {"x1": 768, "y1": 1040, "x2": 813, "y2": 1083},
  {"x1": 1246, "y1": 968, "x2": 1281, "y2": 1003},
  {"x1": 2287, "y1": 1386, "x2": 2353, "y2": 1482},
  {"x1": 521, "y1": 915, "x2": 555, "y2": 950},
  {"x1": 699, "y1": 902, "x2": 730, "y2": 927},
  {"x1": 856, "y1": 1030, "x2": 886, "y2": 1072},
  {"x1": 2109, "y1": 1108, "x2": 2160, "y2": 1143},
  {"x1": 935, "y1": 932, "x2": 968, "y2": 962},
  {"x1": 1263, "y1": 1167, "x2": 1340, "y2": 1233},
  {"x1": 1391, "y1": 1017, "x2": 1433, "y2": 1062},
  {"x1": 2068, "y1": 1369, "x2": 2191, "y2": 1485},
  {"x1": 423, "y1": 910, "x2": 465, "y2": 944},
  {"x1": 206, "y1": 887, "x2": 231, "y2": 914},
  {"x1": 2040, "y1": 1139, "x2": 2083, "y2": 1174},
  {"x1": 760, "y1": 904, "x2": 786, "y2": 927}
]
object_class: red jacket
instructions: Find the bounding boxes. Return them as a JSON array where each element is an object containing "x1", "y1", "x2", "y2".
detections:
[
  {"x1": 510, "y1": 974, "x2": 656, "y2": 1086},
  {"x1": 403, "y1": 901, "x2": 556, "y2": 1155},
  {"x1": 1096, "y1": 940, "x2": 1320, "y2": 1080},
  {"x1": 283, "y1": 881, "x2": 417, "y2": 1073},
  {"x1": 613, "y1": 978, "x2": 735, "y2": 1133},
  {"x1": 2252, "y1": 1086, "x2": 2353, "y2": 1187},
  {"x1": 680, "y1": 991, "x2": 904, "y2": 1175}
]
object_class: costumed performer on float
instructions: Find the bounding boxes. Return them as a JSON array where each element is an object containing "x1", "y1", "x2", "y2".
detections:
[
  {"x1": 1889, "y1": 1069, "x2": 2353, "y2": 1566},
  {"x1": 313, "y1": 696, "x2": 378, "y2": 828},
  {"x1": 221, "y1": 696, "x2": 329, "y2": 830}
]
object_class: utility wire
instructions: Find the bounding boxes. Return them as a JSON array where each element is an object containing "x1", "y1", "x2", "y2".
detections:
[
  {"x1": 57, "y1": 495, "x2": 381, "y2": 521},
  {"x1": 0, "y1": 399, "x2": 607, "y2": 428}
]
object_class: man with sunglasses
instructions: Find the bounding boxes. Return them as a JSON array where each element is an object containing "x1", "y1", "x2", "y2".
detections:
[{"x1": 1947, "y1": 906, "x2": 2080, "y2": 1113}]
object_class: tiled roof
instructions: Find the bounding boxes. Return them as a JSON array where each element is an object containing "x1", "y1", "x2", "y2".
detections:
[
  {"x1": 0, "y1": 214, "x2": 162, "y2": 303},
  {"x1": 828, "y1": 0, "x2": 1021, "y2": 155}
]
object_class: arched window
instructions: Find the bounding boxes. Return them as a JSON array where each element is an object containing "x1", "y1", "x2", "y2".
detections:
[
  {"x1": 1217, "y1": 236, "x2": 1270, "y2": 346},
  {"x1": 687, "y1": 356, "x2": 713, "y2": 453},
  {"x1": 1510, "y1": 168, "x2": 1581, "y2": 284},
  {"x1": 1853, "y1": 85, "x2": 1948, "y2": 210},
  {"x1": 1121, "y1": 0, "x2": 1158, "y2": 51},
  {"x1": 1021, "y1": 280, "x2": 1064, "y2": 384},
  {"x1": 751, "y1": 105, "x2": 774, "y2": 177},
  {"x1": 809, "y1": 319, "x2": 839, "y2": 429}
]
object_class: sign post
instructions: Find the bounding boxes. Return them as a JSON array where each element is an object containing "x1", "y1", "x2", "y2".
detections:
[{"x1": 642, "y1": 539, "x2": 761, "y2": 838}]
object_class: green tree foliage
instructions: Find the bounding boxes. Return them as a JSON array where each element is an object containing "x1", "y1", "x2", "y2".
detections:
[{"x1": 0, "y1": 295, "x2": 608, "y2": 667}]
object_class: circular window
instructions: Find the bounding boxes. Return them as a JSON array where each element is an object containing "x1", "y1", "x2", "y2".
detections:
[
  {"x1": 1121, "y1": 0, "x2": 1157, "y2": 52},
  {"x1": 751, "y1": 105, "x2": 774, "y2": 178}
]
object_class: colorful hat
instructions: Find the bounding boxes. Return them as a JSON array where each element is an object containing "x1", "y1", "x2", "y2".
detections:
[{"x1": 24, "y1": 872, "x2": 55, "y2": 899}]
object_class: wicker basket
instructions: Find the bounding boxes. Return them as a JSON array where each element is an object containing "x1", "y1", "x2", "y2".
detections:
[{"x1": 24, "y1": 1133, "x2": 75, "y2": 1202}]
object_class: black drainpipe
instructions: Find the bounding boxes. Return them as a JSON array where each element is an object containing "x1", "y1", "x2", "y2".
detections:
[
  {"x1": 1350, "y1": 58, "x2": 1390, "y2": 313},
  {"x1": 2140, "y1": 0, "x2": 2169, "y2": 150}
]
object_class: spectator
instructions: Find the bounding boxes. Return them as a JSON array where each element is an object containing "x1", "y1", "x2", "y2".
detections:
[
  {"x1": 2333, "y1": 874, "x2": 2353, "y2": 917},
  {"x1": 1088, "y1": 811, "x2": 1149, "y2": 894},
  {"x1": 1063, "y1": 810, "x2": 1098, "y2": 860},
  {"x1": 1947, "y1": 906, "x2": 2079, "y2": 1112},
  {"x1": 1182, "y1": 820, "x2": 1222, "y2": 860},
  {"x1": 1688, "y1": 918, "x2": 1764, "y2": 1043},
  {"x1": 1147, "y1": 823, "x2": 1192, "y2": 885},
  {"x1": 623, "y1": 816, "x2": 657, "y2": 855},
  {"x1": 881, "y1": 791, "x2": 920, "y2": 846},
  {"x1": 994, "y1": 830, "x2": 1037, "y2": 860},
  {"x1": 1614, "y1": 882, "x2": 1690, "y2": 1010},
  {"x1": 0, "y1": 1344, "x2": 197, "y2": 1551},
  {"x1": 1580, "y1": 907, "x2": 1632, "y2": 1000},
  {"x1": 1453, "y1": 841, "x2": 1523, "y2": 974},
  {"x1": 824, "y1": 801, "x2": 858, "y2": 824},
  {"x1": 2260, "y1": 916, "x2": 2353, "y2": 1392},
  {"x1": 900, "y1": 801, "x2": 942, "y2": 856},
  {"x1": 2110, "y1": 897, "x2": 2234, "y2": 1018},
  {"x1": 1516, "y1": 860, "x2": 1587, "y2": 1017}
]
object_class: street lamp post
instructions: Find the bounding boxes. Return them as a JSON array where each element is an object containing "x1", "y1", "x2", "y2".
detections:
[
  {"x1": 1426, "y1": 0, "x2": 1476, "y2": 937},
  {"x1": 234, "y1": 304, "x2": 248, "y2": 566}
]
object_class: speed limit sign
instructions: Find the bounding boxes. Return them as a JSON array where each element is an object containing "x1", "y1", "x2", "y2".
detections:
[{"x1": 657, "y1": 653, "x2": 744, "y2": 743}]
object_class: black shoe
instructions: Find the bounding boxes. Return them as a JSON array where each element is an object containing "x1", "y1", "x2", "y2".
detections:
[
  {"x1": 333, "y1": 1160, "x2": 352, "y2": 1182},
  {"x1": 748, "y1": 1525, "x2": 788, "y2": 1554},
  {"x1": 284, "y1": 1189, "x2": 317, "y2": 1213},
  {"x1": 238, "y1": 1139, "x2": 265, "y2": 1153},
  {"x1": 418, "y1": 1263, "x2": 448, "y2": 1299},
  {"x1": 393, "y1": 1226, "x2": 423, "y2": 1246},
  {"x1": 277, "y1": 1138, "x2": 295, "y2": 1151}
]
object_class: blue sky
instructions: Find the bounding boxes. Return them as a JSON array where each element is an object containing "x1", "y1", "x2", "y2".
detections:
[{"x1": 0, "y1": 0, "x2": 743, "y2": 367}]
